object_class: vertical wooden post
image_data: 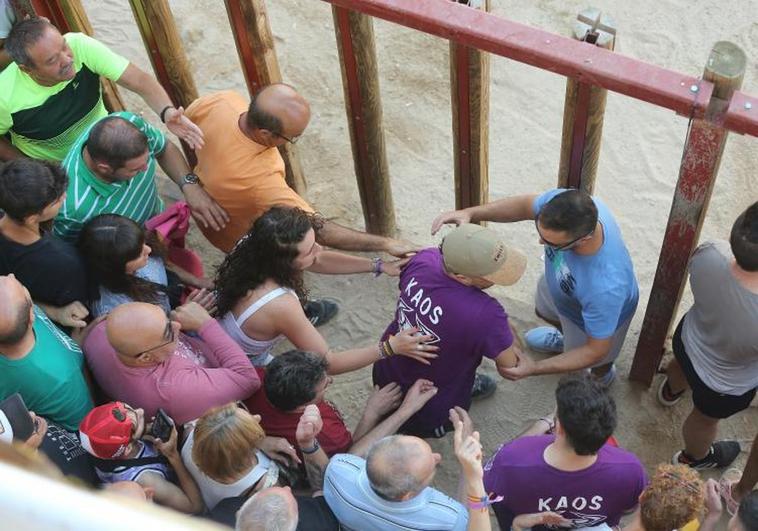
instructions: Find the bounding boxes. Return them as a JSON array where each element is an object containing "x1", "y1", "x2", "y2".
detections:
[
  {"x1": 224, "y1": 0, "x2": 307, "y2": 194},
  {"x1": 450, "y1": 0, "x2": 490, "y2": 211},
  {"x1": 128, "y1": 0, "x2": 198, "y2": 163},
  {"x1": 23, "y1": 0, "x2": 125, "y2": 112},
  {"x1": 629, "y1": 41, "x2": 746, "y2": 386},
  {"x1": 332, "y1": 6, "x2": 396, "y2": 237},
  {"x1": 557, "y1": 8, "x2": 616, "y2": 193}
]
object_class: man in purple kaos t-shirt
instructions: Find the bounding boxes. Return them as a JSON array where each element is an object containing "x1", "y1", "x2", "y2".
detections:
[
  {"x1": 484, "y1": 374, "x2": 647, "y2": 530},
  {"x1": 373, "y1": 224, "x2": 527, "y2": 438}
]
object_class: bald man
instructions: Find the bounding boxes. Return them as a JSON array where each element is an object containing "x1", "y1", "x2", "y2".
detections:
[
  {"x1": 184, "y1": 85, "x2": 416, "y2": 257},
  {"x1": 81, "y1": 300, "x2": 259, "y2": 424},
  {"x1": 0, "y1": 274, "x2": 92, "y2": 431},
  {"x1": 323, "y1": 434, "x2": 468, "y2": 530}
]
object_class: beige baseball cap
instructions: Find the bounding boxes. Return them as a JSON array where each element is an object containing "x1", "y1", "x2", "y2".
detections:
[{"x1": 441, "y1": 224, "x2": 527, "y2": 286}]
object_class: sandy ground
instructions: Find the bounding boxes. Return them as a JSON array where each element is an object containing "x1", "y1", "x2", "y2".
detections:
[{"x1": 82, "y1": 0, "x2": 757, "y2": 527}]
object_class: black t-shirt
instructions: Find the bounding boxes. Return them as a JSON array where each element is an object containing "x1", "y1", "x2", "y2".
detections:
[
  {"x1": 39, "y1": 421, "x2": 99, "y2": 487},
  {"x1": 0, "y1": 230, "x2": 88, "y2": 306},
  {"x1": 208, "y1": 494, "x2": 339, "y2": 530}
]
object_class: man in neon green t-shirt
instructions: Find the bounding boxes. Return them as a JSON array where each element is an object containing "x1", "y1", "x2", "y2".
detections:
[
  {"x1": 0, "y1": 17, "x2": 204, "y2": 162},
  {"x1": 0, "y1": 274, "x2": 93, "y2": 431}
]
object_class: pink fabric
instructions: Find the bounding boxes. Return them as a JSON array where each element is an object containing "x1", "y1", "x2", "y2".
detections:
[
  {"x1": 145, "y1": 200, "x2": 205, "y2": 292},
  {"x1": 83, "y1": 319, "x2": 259, "y2": 424}
]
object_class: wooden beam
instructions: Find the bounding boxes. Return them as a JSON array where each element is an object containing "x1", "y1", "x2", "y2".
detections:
[
  {"x1": 629, "y1": 41, "x2": 746, "y2": 386},
  {"x1": 23, "y1": 0, "x2": 125, "y2": 112},
  {"x1": 558, "y1": 8, "x2": 616, "y2": 193},
  {"x1": 224, "y1": 0, "x2": 307, "y2": 194},
  {"x1": 450, "y1": 0, "x2": 490, "y2": 211},
  {"x1": 128, "y1": 0, "x2": 198, "y2": 163},
  {"x1": 332, "y1": 6, "x2": 396, "y2": 236}
]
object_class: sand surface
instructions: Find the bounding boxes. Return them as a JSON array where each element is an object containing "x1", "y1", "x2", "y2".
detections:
[{"x1": 82, "y1": 1, "x2": 757, "y2": 527}]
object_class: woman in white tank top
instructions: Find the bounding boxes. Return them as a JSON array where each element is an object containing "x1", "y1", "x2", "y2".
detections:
[{"x1": 214, "y1": 207, "x2": 438, "y2": 374}]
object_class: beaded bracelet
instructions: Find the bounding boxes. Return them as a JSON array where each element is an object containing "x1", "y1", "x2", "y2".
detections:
[
  {"x1": 371, "y1": 257, "x2": 384, "y2": 277},
  {"x1": 466, "y1": 493, "x2": 504, "y2": 512}
]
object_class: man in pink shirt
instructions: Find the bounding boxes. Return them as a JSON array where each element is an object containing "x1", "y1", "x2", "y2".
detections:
[{"x1": 83, "y1": 300, "x2": 259, "y2": 424}]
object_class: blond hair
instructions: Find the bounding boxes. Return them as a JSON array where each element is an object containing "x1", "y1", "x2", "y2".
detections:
[
  {"x1": 192, "y1": 404, "x2": 265, "y2": 482},
  {"x1": 639, "y1": 463, "x2": 704, "y2": 531}
]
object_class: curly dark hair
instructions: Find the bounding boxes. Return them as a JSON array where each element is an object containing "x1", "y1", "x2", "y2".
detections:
[
  {"x1": 264, "y1": 350, "x2": 329, "y2": 411},
  {"x1": 555, "y1": 373, "x2": 617, "y2": 455},
  {"x1": 78, "y1": 214, "x2": 167, "y2": 306},
  {"x1": 214, "y1": 206, "x2": 322, "y2": 317}
]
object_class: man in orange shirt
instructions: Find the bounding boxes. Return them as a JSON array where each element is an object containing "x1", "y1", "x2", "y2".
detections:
[{"x1": 184, "y1": 84, "x2": 416, "y2": 257}]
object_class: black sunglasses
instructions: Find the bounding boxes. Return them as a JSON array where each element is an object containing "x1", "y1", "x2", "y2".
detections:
[
  {"x1": 274, "y1": 131, "x2": 301, "y2": 144},
  {"x1": 534, "y1": 215, "x2": 594, "y2": 251}
]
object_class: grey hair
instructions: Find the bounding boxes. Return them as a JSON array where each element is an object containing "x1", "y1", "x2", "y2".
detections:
[
  {"x1": 236, "y1": 489, "x2": 297, "y2": 531},
  {"x1": 6, "y1": 18, "x2": 53, "y2": 67},
  {"x1": 366, "y1": 435, "x2": 426, "y2": 501}
]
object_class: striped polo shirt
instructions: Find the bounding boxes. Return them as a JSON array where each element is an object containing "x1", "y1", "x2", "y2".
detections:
[
  {"x1": 323, "y1": 453, "x2": 469, "y2": 530},
  {"x1": 54, "y1": 111, "x2": 166, "y2": 243}
]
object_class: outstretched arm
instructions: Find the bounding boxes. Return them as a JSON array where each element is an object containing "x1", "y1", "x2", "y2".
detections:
[
  {"x1": 296, "y1": 405, "x2": 330, "y2": 495},
  {"x1": 116, "y1": 63, "x2": 204, "y2": 150},
  {"x1": 431, "y1": 194, "x2": 538, "y2": 235},
  {"x1": 317, "y1": 220, "x2": 419, "y2": 258}
]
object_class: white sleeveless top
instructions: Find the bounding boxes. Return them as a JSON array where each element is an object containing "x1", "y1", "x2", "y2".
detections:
[
  {"x1": 181, "y1": 428, "x2": 278, "y2": 510},
  {"x1": 217, "y1": 287, "x2": 296, "y2": 366}
]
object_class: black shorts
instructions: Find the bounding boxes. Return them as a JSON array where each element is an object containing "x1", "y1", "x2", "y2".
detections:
[{"x1": 673, "y1": 317, "x2": 756, "y2": 419}]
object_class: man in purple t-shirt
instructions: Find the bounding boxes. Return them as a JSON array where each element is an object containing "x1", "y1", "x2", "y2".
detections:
[
  {"x1": 373, "y1": 224, "x2": 527, "y2": 438},
  {"x1": 484, "y1": 374, "x2": 647, "y2": 530}
]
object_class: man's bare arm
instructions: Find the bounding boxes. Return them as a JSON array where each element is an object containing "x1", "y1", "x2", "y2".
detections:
[{"x1": 316, "y1": 219, "x2": 418, "y2": 257}]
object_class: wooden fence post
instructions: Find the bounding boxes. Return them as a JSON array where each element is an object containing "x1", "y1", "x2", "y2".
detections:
[
  {"x1": 224, "y1": 0, "x2": 307, "y2": 194},
  {"x1": 629, "y1": 41, "x2": 746, "y2": 385},
  {"x1": 19, "y1": 0, "x2": 125, "y2": 112},
  {"x1": 332, "y1": 6, "x2": 396, "y2": 237},
  {"x1": 557, "y1": 8, "x2": 616, "y2": 193},
  {"x1": 450, "y1": 0, "x2": 490, "y2": 212}
]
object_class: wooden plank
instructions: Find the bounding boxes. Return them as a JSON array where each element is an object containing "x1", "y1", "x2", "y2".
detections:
[
  {"x1": 450, "y1": 0, "x2": 490, "y2": 211},
  {"x1": 224, "y1": 0, "x2": 307, "y2": 194},
  {"x1": 630, "y1": 42, "x2": 746, "y2": 385},
  {"x1": 332, "y1": 6, "x2": 396, "y2": 236},
  {"x1": 558, "y1": 9, "x2": 616, "y2": 193},
  {"x1": 322, "y1": 0, "x2": 714, "y2": 122}
]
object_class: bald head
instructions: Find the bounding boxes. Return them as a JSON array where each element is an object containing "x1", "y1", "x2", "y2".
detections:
[
  {"x1": 106, "y1": 302, "x2": 170, "y2": 360},
  {"x1": 246, "y1": 84, "x2": 310, "y2": 145},
  {"x1": 236, "y1": 487, "x2": 298, "y2": 531},
  {"x1": 366, "y1": 435, "x2": 440, "y2": 501},
  {"x1": 0, "y1": 275, "x2": 33, "y2": 346}
]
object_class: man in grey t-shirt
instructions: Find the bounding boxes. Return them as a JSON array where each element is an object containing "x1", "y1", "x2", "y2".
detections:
[{"x1": 658, "y1": 201, "x2": 758, "y2": 470}]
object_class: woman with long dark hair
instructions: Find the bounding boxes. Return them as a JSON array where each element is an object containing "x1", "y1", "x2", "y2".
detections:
[
  {"x1": 78, "y1": 214, "x2": 171, "y2": 317},
  {"x1": 215, "y1": 206, "x2": 437, "y2": 372}
]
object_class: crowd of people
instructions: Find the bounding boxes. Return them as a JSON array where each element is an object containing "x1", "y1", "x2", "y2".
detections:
[{"x1": 0, "y1": 15, "x2": 756, "y2": 531}]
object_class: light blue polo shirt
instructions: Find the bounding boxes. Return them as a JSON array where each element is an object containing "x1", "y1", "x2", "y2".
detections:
[
  {"x1": 533, "y1": 189, "x2": 639, "y2": 339},
  {"x1": 323, "y1": 453, "x2": 468, "y2": 531}
]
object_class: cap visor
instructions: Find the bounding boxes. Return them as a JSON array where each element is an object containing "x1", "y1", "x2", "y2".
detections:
[{"x1": 483, "y1": 247, "x2": 527, "y2": 286}]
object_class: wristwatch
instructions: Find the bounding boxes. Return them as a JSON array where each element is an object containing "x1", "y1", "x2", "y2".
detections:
[{"x1": 179, "y1": 172, "x2": 200, "y2": 190}]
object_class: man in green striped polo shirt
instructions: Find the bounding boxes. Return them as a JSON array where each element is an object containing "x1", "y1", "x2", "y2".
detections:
[
  {"x1": 0, "y1": 17, "x2": 203, "y2": 162},
  {"x1": 54, "y1": 111, "x2": 227, "y2": 242}
]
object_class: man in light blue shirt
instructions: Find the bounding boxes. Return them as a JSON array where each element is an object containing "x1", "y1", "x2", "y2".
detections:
[
  {"x1": 432, "y1": 188, "x2": 638, "y2": 385},
  {"x1": 323, "y1": 435, "x2": 468, "y2": 531}
]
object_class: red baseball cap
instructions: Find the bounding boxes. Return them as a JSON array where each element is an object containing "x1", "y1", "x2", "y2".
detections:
[{"x1": 79, "y1": 402, "x2": 133, "y2": 459}]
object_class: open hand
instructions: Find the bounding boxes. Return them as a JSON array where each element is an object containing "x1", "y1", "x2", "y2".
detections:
[
  {"x1": 512, "y1": 512, "x2": 572, "y2": 530},
  {"x1": 431, "y1": 209, "x2": 471, "y2": 235},
  {"x1": 164, "y1": 106, "x2": 205, "y2": 150},
  {"x1": 399, "y1": 379, "x2": 438, "y2": 414},
  {"x1": 381, "y1": 257, "x2": 411, "y2": 277},
  {"x1": 49, "y1": 300, "x2": 89, "y2": 328},
  {"x1": 181, "y1": 183, "x2": 229, "y2": 231},
  {"x1": 384, "y1": 238, "x2": 420, "y2": 258},
  {"x1": 365, "y1": 383, "x2": 403, "y2": 418},
  {"x1": 187, "y1": 288, "x2": 217, "y2": 315},
  {"x1": 389, "y1": 327, "x2": 439, "y2": 365},
  {"x1": 259, "y1": 435, "x2": 301, "y2": 466}
]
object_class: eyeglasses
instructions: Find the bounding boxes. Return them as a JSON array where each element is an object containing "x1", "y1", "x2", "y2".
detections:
[
  {"x1": 534, "y1": 215, "x2": 594, "y2": 251},
  {"x1": 274, "y1": 131, "x2": 301, "y2": 144},
  {"x1": 134, "y1": 320, "x2": 176, "y2": 357}
]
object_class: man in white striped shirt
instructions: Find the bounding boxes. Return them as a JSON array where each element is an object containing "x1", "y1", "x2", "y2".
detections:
[{"x1": 54, "y1": 111, "x2": 227, "y2": 242}]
